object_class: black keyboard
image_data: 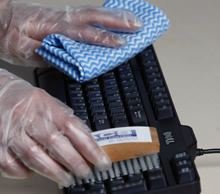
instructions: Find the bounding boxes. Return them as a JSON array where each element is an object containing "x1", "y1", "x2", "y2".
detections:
[{"x1": 34, "y1": 45, "x2": 201, "y2": 194}]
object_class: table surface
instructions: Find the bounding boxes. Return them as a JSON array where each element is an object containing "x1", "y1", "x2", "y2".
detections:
[{"x1": 0, "y1": 0, "x2": 220, "y2": 193}]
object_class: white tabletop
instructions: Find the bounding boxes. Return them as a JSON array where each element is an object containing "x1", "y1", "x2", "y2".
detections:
[{"x1": 0, "y1": 0, "x2": 220, "y2": 193}]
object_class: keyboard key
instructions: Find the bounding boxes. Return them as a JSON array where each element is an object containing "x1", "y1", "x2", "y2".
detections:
[
  {"x1": 153, "y1": 92, "x2": 168, "y2": 101},
  {"x1": 143, "y1": 61, "x2": 157, "y2": 68},
  {"x1": 70, "y1": 98, "x2": 85, "y2": 104},
  {"x1": 146, "y1": 72, "x2": 161, "y2": 81},
  {"x1": 145, "y1": 67, "x2": 159, "y2": 74},
  {"x1": 128, "y1": 173, "x2": 145, "y2": 182},
  {"x1": 148, "y1": 78, "x2": 163, "y2": 89},
  {"x1": 110, "y1": 178, "x2": 148, "y2": 194},
  {"x1": 67, "y1": 186, "x2": 85, "y2": 194},
  {"x1": 155, "y1": 98, "x2": 170, "y2": 109},
  {"x1": 71, "y1": 102, "x2": 85, "y2": 107},
  {"x1": 127, "y1": 103, "x2": 143, "y2": 110},
  {"x1": 73, "y1": 107, "x2": 87, "y2": 114},
  {"x1": 151, "y1": 86, "x2": 166, "y2": 96},
  {"x1": 177, "y1": 166, "x2": 195, "y2": 184},
  {"x1": 118, "y1": 63, "x2": 131, "y2": 72},
  {"x1": 92, "y1": 107, "x2": 106, "y2": 115},
  {"x1": 121, "y1": 80, "x2": 136, "y2": 87},
  {"x1": 105, "y1": 88, "x2": 120, "y2": 96},
  {"x1": 156, "y1": 105, "x2": 174, "y2": 120},
  {"x1": 126, "y1": 97, "x2": 141, "y2": 105},
  {"x1": 119, "y1": 73, "x2": 134, "y2": 81},
  {"x1": 90, "y1": 101, "x2": 104, "y2": 109},
  {"x1": 103, "y1": 77, "x2": 117, "y2": 84},
  {"x1": 102, "y1": 71, "x2": 115, "y2": 79},
  {"x1": 128, "y1": 107, "x2": 148, "y2": 126},
  {"x1": 69, "y1": 90, "x2": 83, "y2": 98},
  {"x1": 146, "y1": 168, "x2": 167, "y2": 190},
  {"x1": 124, "y1": 92, "x2": 140, "y2": 101},
  {"x1": 85, "y1": 78, "x2": 99, "y2": 85},
  {"x1": 93, "y1": 114, "x2": 110, "y2": 130},
  {"x1": 139, "y1": 49, "x2": 154, "y2": 62},
  {"x1": 88, "y1": 181, "x2": 106, "y2": 194},
  {"x1": 123, "y1": 85, "x2": 137, "y2": 93},
  {"x1": 174, "y1": 152, "x2": 188, "y2": 160},
  {"x1": 106, "y1": 95, "x2": 121, "y2": 103},
  {"x1": 110, "y1": 108, "x2": 125, "y2": 116},
  {"x1": 68, "y1": 83, "x2": 82, "y2": 91},
  {"x1": 113, "y1": 118, "x2": 129, "y2": 127},
  {"x1": 112, "y1": 114, "x2": 127, "y2": 123},
  {"x1": 108, "y1": 101, "x2": 123, "y2": 109},
  {"x1": 87, "y1": 91, "x2": 102, "y2": 98},
  {"x1": 77, "y1": 114, "x2": 91, "y2": 129},
  {"x1": 172, "y1": 152, "x2": 196, "y2": 184},
  {"x1": 89, "y1": 97, "x2": 103, "y2": 104}
]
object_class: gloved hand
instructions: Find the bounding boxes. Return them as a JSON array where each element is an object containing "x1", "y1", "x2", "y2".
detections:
[
  {"x1": 0, "y1": 68, "x2": 112, "y2": 187},
  {"x1": 0, "y1": 0, "x2": 143, "y2": 67}
]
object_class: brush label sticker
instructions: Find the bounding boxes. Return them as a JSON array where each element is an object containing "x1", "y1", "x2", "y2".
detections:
[{"x1": 91, "y1": 126, "x2": 152, "y2": 147}]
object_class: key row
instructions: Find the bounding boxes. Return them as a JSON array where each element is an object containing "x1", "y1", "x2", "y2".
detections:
[{"x1": 138, "y1": 48, "x2": 174, "y2": 120}]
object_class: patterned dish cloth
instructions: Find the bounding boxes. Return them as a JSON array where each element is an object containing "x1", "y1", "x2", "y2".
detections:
[{"x1": 36, "y1": 0, "x2": 170, "y2": 82}]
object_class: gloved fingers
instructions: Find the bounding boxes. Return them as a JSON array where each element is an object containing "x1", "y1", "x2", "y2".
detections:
[
  {"x1": 40, "y1": 93, "x2": 111, "y2": 171},
  {"x1": 30, "y1": 22, "x2": 127, "y2": 48},
  {"x1": 65, "y1": 6, "x2": 143, "y2": 33},
  {"x1": 63, "y1": 117, "x2": 112, "y2": 171},
  {"x1": 49, "y1": 105, "x2": 112, "y2": 171},
  {"x1": 25, "y1": 118, "x2": 92, "y2": 179},
  {"x1": 0, "y1": 147, "x2": 32, "y2": 179},
  {"x1": 9, "y1": 133, "x2": 74, "y2": 187},
  {"x1": 60, "y1": 23, "x2": 127, "y2": 48},
  {"x1": 4, "y1": 27, "x2": 48, "y2": 67}
]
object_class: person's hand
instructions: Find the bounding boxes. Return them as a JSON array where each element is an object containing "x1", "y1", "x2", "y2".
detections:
[
  {"x1": 0, "y1": 0, "x2": 143, "y2": 67},
  {"x1": 0, "y1": 68, "x2": 112, "y2": 187}
]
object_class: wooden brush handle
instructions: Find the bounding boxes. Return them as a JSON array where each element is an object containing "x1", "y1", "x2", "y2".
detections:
[{"x1": 101, "y1": 127, "x2": 160, "y2": 162}]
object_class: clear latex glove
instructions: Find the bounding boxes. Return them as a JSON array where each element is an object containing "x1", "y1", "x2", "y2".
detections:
[
  {"x1": 0, "y1": 68, "x2": 112, "y2": 187},
  {"x1": 0, "y1": 0, "x2": 143, "y2": 67}
]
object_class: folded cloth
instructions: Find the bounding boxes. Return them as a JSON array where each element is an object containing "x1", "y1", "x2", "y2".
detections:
[{"x1": 36, "y1": 0, "x2": 170, "y2": 82}]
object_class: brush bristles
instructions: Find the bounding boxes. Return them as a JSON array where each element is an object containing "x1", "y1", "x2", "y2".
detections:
[{"x1": 71, "y1": 153, "x2": 160, "y2": 186}]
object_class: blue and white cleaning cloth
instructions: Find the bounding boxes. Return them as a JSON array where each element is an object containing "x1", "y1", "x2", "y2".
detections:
[{"x1": 36, "y1": 0, "x2": 170, "y2": 82}]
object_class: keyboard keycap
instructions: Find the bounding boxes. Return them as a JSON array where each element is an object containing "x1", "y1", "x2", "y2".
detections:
[
  {"x1": 113, "y1": 118, "x2": 129, "y2": 127},
  {"x1": 93, "y1": 114, "x2": 110, "y2": 131},
  {"x1": 172, "y1": 152, "x2": 196, "y2": 184},
  {"x1": 88, "y1": 181, "x2": 106, "y2": 194},
  {"x1": 110, "y1": 179, "x2": 148, "y2": 194},
  {"x1": 129, "y1": 107, "x2": 148, "y2": 126},
  {"x1": 146, "y1": 168, "x2": 167, "y2": 190},
  {"x1": 156, "y1": 105, "x2": 174, "y2": 120},
  {"x1": 177, "y1": 166, "x2": 195, "y2": 184}
]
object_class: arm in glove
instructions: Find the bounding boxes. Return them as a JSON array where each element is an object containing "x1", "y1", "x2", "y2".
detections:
[
  {"x1": 0, "y1": 0, "x2": 143, "y2": 67},
  {"x1": 0, "y1": 68, "x2": 112, "y2": 187}
]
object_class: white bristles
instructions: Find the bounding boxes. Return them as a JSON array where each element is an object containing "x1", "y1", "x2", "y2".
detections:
[
  {"x1": 138, "y1": 156, "x2": 148, "y2": 171},
  {"x1": 119, "y1": 160, "x2": 128, "y2": 176},
  {"x1": 71, "y1": 175, "x2": 76, "y2": 187},
  {"x1": 126, "y1": 160, "x2": 134, "y2": 175},
  {"x1": 76, "y1": 176, "x2": 83, "y2": 185},
  {"x1": 71, "y1": 154, "x2": 160, "y2": 186},
  {"x1": 89, "y1": 171, "x2": 96, "y2": 183},
  {"x1": 113, "y1": 162, "x2": 121, "y2": 177},
  {"x1": 145, "y1": 155, "x2": 154, "y2": 170},
  {"x1": 83, "y1": 178, "x2": 89, "y2": 184},
  {"x1": 132, "y1": 158, "x2": 141, "y2": 174},
  {"x1": 108, "y1": 167, "x2": 115, "y2": 179},
  {"x1": 101, "y1": 170, "x2": 108, "y2": 180},
  {"x1": 151, "y1": 154, "x2": 160, "y2": 169},
  {"x1": 93, "y1": 168, "x2": 102, "y2": 181}
]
